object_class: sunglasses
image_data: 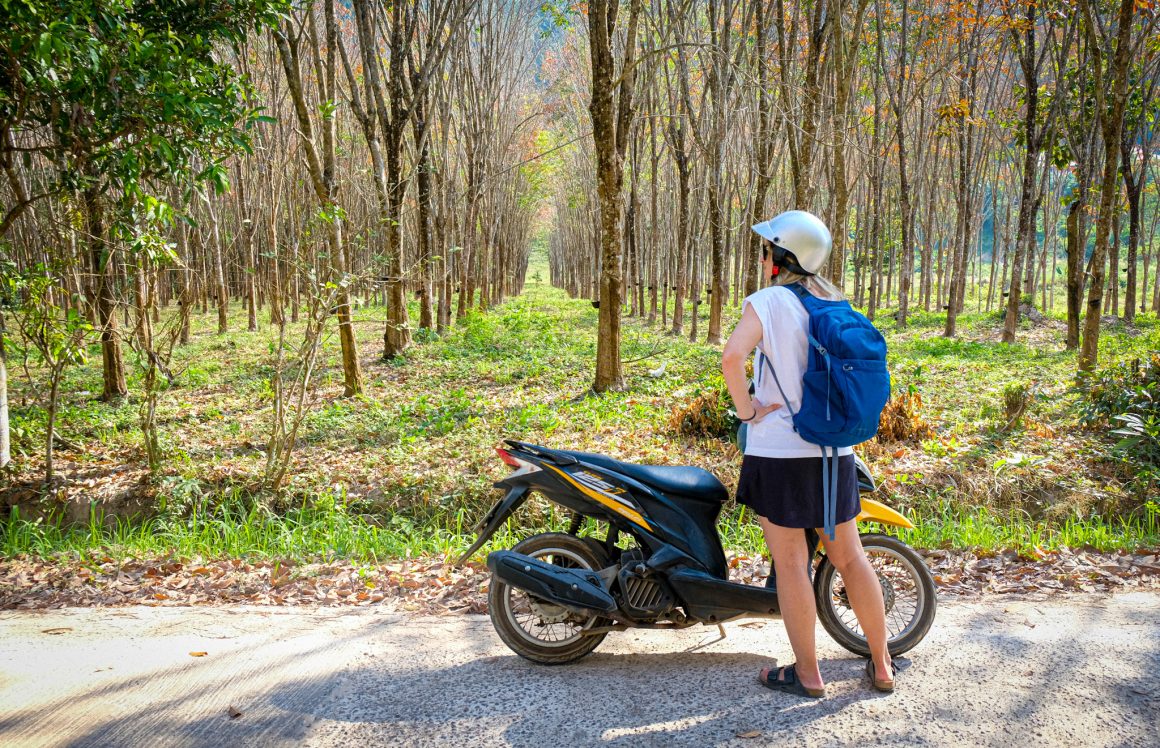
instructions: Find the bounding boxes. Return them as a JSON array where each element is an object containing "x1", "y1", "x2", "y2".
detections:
[{"x1": 761, "y1": 241, "x2": 807, "y2": 275}]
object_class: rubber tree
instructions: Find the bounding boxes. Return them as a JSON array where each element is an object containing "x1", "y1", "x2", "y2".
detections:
[
  {"x1": 348, "y1": 0, "x2": 473, "y2": 360},
  {"x1": 273, "y1": 1, "x2": 365, "y2": 396},
  {"x1": 0, "y1": 296, "x2": 9, "y2": 470},
  {"x1": 1000, "y1": 1, "x2": 1073, "y2": 344},
  {"x1": 1077, "y1": 0, "x2": 1150, "y2": 371},
  {"x1": 589, "y1": 0, "x2": 643, "y2": 393}
]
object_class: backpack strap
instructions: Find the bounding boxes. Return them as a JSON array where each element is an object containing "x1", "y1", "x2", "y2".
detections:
[
  {"x1": 785, "y1": 281, "x2": 811, "y2": 302},
  {"x1": 785, "y1": 284, "x2": 840, "y2": 539},
  {"x1": 821, "y1": 446, "x2": 838, "y2": 542},
  {"x1": 759, "y1": 350, "x2": 796, "y2": 420},
  {"x1": 771, "y1": 346, "x2": 839, "y2": 540}
]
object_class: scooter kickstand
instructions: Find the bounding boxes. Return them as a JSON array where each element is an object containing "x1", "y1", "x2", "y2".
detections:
[{"x1": 685, "y1": 623, "x2": 728, "y2": 652}]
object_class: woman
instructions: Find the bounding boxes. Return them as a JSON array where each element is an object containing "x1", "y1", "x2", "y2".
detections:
[{"x1": 721, "y1": 210, "x2": 895, "y2": 698}]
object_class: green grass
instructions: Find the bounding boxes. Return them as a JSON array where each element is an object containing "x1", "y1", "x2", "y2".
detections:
[
  {"x1": 6, "y1": 497, "x2": 1155, "y2": 563},
  {"x1": 890, "y1": 500, "x2": 1160, "y2": 555}
]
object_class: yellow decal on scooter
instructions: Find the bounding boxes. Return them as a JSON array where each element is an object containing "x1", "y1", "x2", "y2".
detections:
[
  {"x1": 545, "y1": 464, "x2": 653, "y2": 531},
  {"x1": 573, "y1": 470, "x2": 628, "y2": 496}
]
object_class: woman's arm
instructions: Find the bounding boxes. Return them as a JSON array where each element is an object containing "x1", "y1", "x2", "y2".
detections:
[{"x1": 722, "y1": 304, "x2": 781, "y2": 424}]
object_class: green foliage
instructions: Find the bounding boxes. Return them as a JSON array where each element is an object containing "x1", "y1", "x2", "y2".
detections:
[
  {"x1": 1001, "y1": 381, "x2": 1032, "y2": 431},
  {"x1": 538, "y1": 1, "x2": 576, "y2": 35},
  {"x1": 1, "y1": 0, "x2": 289, "y2": 224},
  {"x1": 1078, "y1": 353, "x2": 1160, "y2": 489},
  {"x1": 1078, "y1": 354, "x2": 1160, "y2": 429},
  {"x1": 1110, "y1": 414, "x2": 1160, "y2": 485},
  {"x1": 3, "y1": 266, "x2": 91, "y2": 368},
  {"x1": 401, "y1": 389, "x2": 477, "y2": 439}
]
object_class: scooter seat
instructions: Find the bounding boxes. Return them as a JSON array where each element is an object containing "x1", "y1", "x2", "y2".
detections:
[{"x1": 556, "y1": 449, "x2": 728, "y2": 504}]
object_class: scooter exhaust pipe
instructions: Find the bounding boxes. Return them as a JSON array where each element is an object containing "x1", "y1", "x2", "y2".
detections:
[{"x1": 487, "y1": 551, "x2": 617, "y2": 614}]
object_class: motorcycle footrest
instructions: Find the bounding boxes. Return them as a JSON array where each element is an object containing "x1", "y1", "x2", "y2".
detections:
[
  {"x1": 668, "y1": 568, "x2": 781, "y2": 620},
  {"x1": 488, "y1": 550, "x2": 617, "y2": 614}
]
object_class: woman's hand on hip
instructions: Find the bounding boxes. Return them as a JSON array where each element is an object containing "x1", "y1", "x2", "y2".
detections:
[{"x1": 746, "y1": 399, "x2": 782, "y2": 424}]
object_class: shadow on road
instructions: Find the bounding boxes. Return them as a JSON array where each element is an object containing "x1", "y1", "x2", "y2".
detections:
[{"x1": 283, "y1": 649, "x2": 898, "y2": 747}]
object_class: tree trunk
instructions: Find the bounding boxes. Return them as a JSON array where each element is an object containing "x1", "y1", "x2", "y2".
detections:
[
  {"x1": 412, "y1": 100, "x2": 436, "y2": 332},
  {"x1": 236, "y1": 167, "x2": 258, "y2": 332},
  {"x1": 84, "y1": 186, "x2": 127, "y2": 400},
  {"x1": 1106, "y1": 210, "x2": 1121, "y2": 316},
  {"x1": 203, "y1": 193, "x2": 230, "y2": 334},
  {"x1": 877, "y1": 0, "x2": 914, "y2": 327},
  {"x1": 1078, "y1": 0, "x2": 1136, "y2": 371},
  {"x1": 1121, "y1": 137, "x2": 1142, "y2": 323},
  {"x1": 827, "y1": 0, "x2": 871, "y2": 288},
  {"x1": 274, "y1": 7, "x2": 364, "y2": 396},
  {"x1": 0, "y1": 313, "x2": 9, "y2": 469},
  {"x1": 944, "y1": 27, "x2": 977, "y2": 337},
  {"x1": 589, "y1": 0, "x2": 641, "y2": 392}
]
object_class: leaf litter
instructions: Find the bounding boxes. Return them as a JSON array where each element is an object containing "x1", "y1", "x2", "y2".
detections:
[{"x1": 2, "y1": 547, "x2": 1157, "y2": 612}]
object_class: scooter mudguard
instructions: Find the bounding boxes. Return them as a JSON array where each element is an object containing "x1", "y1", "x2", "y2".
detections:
[
  {"x1": 456, "y1": 486, "x2": 530, "y2": 564},
  {"x1": 857, "y1": 498, "x2": 915, "y2": 529},
  {"x1": 488, "y1": 550, "x2": 617, "y2": 614}
]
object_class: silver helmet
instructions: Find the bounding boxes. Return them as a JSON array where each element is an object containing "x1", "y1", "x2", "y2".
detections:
[{"x1": 751, "y1": 210, "x2": 832, "y2": 276}]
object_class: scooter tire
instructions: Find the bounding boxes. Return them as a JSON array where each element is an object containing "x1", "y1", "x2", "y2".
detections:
[
  {"x1": 488, "y1": 532, "x2": 611, "y2": 665},
  {"x1": 814, "y1": 533, "x2": 937, "y2": 657}
]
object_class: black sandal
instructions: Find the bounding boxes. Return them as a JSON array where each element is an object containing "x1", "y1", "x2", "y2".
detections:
[
  {"x1": 866, "y1": 659, "x2": 897, "y2": 692},
  {"x1": 759, "y1": 663, "x2": 825, "y2": 699}
]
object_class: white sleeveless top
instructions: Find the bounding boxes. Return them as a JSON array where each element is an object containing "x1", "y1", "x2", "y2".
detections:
[{"x1": 742, "y1": 286, "x2": 854, "y2": 459}]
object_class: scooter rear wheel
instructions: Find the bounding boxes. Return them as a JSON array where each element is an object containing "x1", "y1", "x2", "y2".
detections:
[
  {"x1": 814, "y1": 533, "x2": 937, "y2": 657},
  {"x1": 488, "y1": 532, "x2": 610, "y2": 665}
]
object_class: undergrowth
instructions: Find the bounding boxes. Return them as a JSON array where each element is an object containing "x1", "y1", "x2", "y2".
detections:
[
  {"x1": 5, "y1": 496, "x2": 1157, "y2": 562},
  {"x1": 3, "y1": 265, "x2": 1160, "y2": 561}
]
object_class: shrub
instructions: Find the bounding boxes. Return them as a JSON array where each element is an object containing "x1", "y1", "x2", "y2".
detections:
[
  {"x1": 1001, "y1": 381, "x2": 1033, "y2": 432},
  {"x1": 669, "y1": 378, "x2": 734, "y2": 438},
  {"x1": 1079, "y1": 353, "x2": 1160, "y2": 488},
  {"x1": 877, "y1": 391, "x2": 936, "y2": 443},
  {"x1": 1077, "y1": 353, "x2": 1160, "y2": 429}
]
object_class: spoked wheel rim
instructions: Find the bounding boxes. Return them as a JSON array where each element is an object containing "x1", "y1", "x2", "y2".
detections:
[
  {"x1": 499, "y1": 546, "x2": 600, "y2": 649},
  {"x1": 824, "y1": 544, "x2": 927, "y2": 643}
]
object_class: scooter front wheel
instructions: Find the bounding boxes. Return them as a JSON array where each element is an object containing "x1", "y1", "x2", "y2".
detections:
[
  {"x1": 487, "y1": 532, "x2": 610, "y2": 665},
  {"x1": 814, "y1": 533, "x2": 937, "y2": 657}
]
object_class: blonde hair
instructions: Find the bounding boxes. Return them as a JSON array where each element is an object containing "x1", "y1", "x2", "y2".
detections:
[{"x1": 771, "y1": 271, "x2": 846, "y2": 301}]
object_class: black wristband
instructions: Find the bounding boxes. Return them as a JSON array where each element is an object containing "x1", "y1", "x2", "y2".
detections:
[{"x1": 738, "y1": 410, "x2": 757, "y2": 422}]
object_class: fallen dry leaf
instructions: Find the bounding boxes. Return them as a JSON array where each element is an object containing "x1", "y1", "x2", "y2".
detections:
[
  {"x1": 41, "y1": 627, "x2": 72, "y2": 635},
  {"x1": 1, "y1": 548, "x2": 1157, "y2": 615}
]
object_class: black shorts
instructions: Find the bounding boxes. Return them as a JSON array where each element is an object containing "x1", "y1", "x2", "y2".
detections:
[{"x1": 735, "y1": 454, "x2": 860, "y2": 529}]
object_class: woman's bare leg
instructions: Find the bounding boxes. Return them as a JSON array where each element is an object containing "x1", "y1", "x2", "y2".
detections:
[
  {"x1": 820, "y1": 519, "x2": 893, "y2": 682},
  {"x1": 759, "y1": 517, "x2": 823, "y2": 690}
]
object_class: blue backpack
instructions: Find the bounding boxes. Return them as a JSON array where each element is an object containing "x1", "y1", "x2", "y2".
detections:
[{"x1": 763, "y1": 283, "x2": 891, "y2": 540}]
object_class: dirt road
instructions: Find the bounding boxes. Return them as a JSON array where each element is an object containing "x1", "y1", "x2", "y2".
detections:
[{"x1": 1, "y1": 592, "x2": 1156, "y2": 747}]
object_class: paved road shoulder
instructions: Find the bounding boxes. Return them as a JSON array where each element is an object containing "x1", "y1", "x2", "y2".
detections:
[{"x1": 1, "y1": 593, "x2": 1157, "y2": 747}]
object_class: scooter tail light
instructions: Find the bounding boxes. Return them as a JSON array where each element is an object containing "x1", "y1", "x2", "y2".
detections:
[
  {"x1": 495, "y1": 447, "x2": 541, "y2": 476},
  {"x1": 495, "y1": 447, "x2": 521, "y2": 468}
]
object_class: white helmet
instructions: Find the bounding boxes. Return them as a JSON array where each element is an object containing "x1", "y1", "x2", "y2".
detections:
[{"x1": 751, "y1": 210, "x2": 832, "y2": 276}]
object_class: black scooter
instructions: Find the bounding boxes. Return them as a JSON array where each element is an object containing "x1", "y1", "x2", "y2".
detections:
[{"x1": 459, "y1": 440, "x2": 936, "y2": 665}]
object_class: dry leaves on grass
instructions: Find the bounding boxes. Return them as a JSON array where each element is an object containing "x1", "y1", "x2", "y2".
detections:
[
  {"x1": 0, "y1": 554, "x2": 491, "y2": 614},
  {"x1": 725, "y1": 548, "x2": 1160, "y2": 597},
  {"x1": 2, "y1": 548, "x2": 1158, "y2": 612}
]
